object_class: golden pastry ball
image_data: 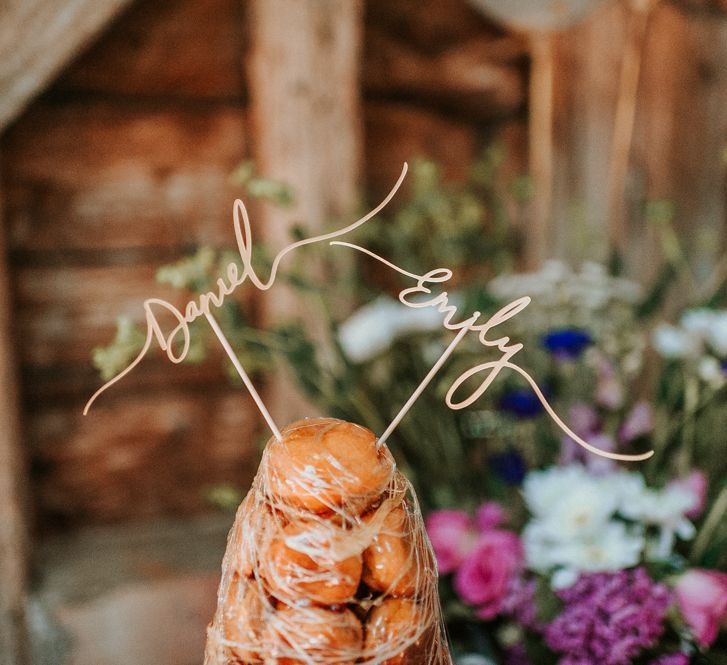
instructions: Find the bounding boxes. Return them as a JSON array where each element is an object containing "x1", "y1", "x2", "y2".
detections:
[
  {"x1": 223, "y1": 574, "x2": 266, "y2": 663},
  {"x1": 262, "y1": 519, "x2": 363, "y2": 605},
  {"x1": 362, "y1": 505, "x2": 418, "y2": 597},
  {"x1": 263, "y1": 418, "x2": 395, "y2": 515},
  {"x1": 229, "y1": 495, "x2": 272, "y2": 580},
  {"x1": 364, "y1": 598, "x2": 432, "y2": 665},
  {"x1": 265, "y1": 605, "x2": 363, "y2": 664}
]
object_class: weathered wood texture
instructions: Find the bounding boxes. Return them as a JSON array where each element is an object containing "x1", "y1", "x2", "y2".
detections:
[
  {"x1": 0, "y1": 181, "x2": 29, "y2": 665},
  {"x1": 550, "y1": 1, "x2": 727, "y2": 279},
  {"x1": 247, "y1": 0, "x2": 365, "y2": 424},
  {"x1": 362, "y1": 0, "x2": 528, "y2": 208},
  {"x1": 1, "y1": 0, "x2": 261, "y2": 529},
  {"x1": 31, "y1": 391, "x2": 261, "y2": 525},
  {"x1": 54, "y1": 0, "x2": 248, "y2": 100},
  {"x1": 4, "y1": 103, "x2": 248, "y2": 253},
  {"x1": 0, "y1": 0, "x2": 134, "y2": 131},
  {"x1": 364, "y1": 102, "x2": 478, "y2": 197}
]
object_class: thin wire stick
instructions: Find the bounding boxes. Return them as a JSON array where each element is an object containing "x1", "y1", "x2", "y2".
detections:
[
  {"x1": 205, "y1": 310, "x2": 282, "y2": 442},
  {"x1": 378, "y1": 324, "x2": 472, "y2": 447}
]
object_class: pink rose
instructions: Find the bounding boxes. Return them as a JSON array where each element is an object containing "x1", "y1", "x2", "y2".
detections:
[
  {"x1": 454, "y1": 530, "x2": 523, "y2": 619},
  {"x1": 619, "y1": 401, "x2": 654, "y2": 443},
  {"x1": 425, "y1": 510, "x2": 476, "y2": 574},
  {"x1": 475, "y1": 501, "x2": 506, "y2": 531},
  {"x1": 670, "y1": 471, "x2": 708, "y2": 519},
  {"x1": 675, "y1": 569, "x2": 727, "y2": 646}
]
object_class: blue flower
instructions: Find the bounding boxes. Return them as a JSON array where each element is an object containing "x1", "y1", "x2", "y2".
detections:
[
  {"x1": 498, "y1": 388, "x2": 544, "y2": 418},
  {"x1": 542, "y1": 328, "x2": 593, "y2": 360},
  {"x1": 488, "y1": 450, "x2": 526, "y2": 486}
]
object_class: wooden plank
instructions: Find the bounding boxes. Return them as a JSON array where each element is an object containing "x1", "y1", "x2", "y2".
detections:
[
  {"x1": 30, "y1": 390, "x2": 262, "y2": 526},
  {"x1": 631, "y1": 3, "x2": 727, "y2": 281},
  {"x1": 0, "y1": 174, "x2": 29, "y2": 663},
  {"x1": 549, "y1": 2, "x2": 727, "y2": 280},
  {"x1": 0, "y1": 0, "x2": 134, "y2": 130},
  {"x1": 363, "y1": 32, "x2": 526, "y2": 121},
  {"x1": 14, "y1": 262, "x2": 256, "y2": 369},
  {"x1": 247, "y1": 0, "x2": 364, "y2": 424},
  {"x1": 21, "y1": 356, "x2": 234, "y2": 403},
  {"x1": 365, "y1": 0, "x2": 503, "y2": 54},
  {"x1": 54, "y1": 0, "x2": 248, "y2": 99},
  {"x1": 550, "y1": 1, "x2": 627, "y2": 263},
  {"x1": 2, "y1": 103, "x2": 248, "y2": 253},
  {"x1": 364, "y1": 102, "x2": 477, "y2": 200}
]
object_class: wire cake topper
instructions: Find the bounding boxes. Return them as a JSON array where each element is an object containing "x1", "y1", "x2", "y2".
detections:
[{"x1": 84, "y1": 163, "x2": 653, "y2": 463}]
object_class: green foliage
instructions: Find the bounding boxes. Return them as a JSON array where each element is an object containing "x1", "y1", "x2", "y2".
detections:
[
  {"x1": 92, "y1": 316, "x2": 146, "y2": 380},
  {"x1": 230, "y1": 160, "x2": 295, "y2": 207},
  {"x1": 357, "y1": 152, "x2": 520, "y2": 282}
]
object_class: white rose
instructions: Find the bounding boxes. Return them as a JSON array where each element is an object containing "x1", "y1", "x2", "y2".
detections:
[
  {"x1": 698, "y1": 356, "x2": 726, "y2": 388},
  {"x1": 338, "y1": 295, "x2": 446, "y2": 363},
  {"x1": 338, "y1": 297, "x2": 403, "y2": 362},
  {"x1": 652, "y1": 324, "x2": 701, "y2": 359},
  {"x1": 681, "y1": 308, "x2": 715, "y2": 337},
  {"x1": 708, "y1": 311, "x2": 727, "y2": 356},
  {"x1": 619, "y1": 484, "x2": 697, "y2": 559}
]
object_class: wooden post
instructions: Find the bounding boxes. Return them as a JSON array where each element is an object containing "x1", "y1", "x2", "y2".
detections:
[
  {"x1": 247, "y1": 0, "x2": 363, "y2": 423},
  {"x1": 0, "y1": 182, "x2": 29, "y2": 663},
  {"x1": 527, "y1": 30, "x2": 555, "y2": 268},
  {"x1": 551, "y1": 2, "x2": 727, "y2": 280}
]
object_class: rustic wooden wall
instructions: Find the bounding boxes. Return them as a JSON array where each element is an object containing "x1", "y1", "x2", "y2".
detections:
[
  {"x1": 363, "y1": 0, "x2": 527, "y2": 197},
  {"x1": 0, "y1": 0, "x2": 524, "y2": 530},
  {"x1": 1, "y1": 0, "x2": 262, "y2": 528},
  {"x1": 549, "y1": 0, "x2": 727, "y2": 279}
]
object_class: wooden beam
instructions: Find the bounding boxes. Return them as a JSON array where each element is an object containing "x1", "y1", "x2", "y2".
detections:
[
  {"x1": 0, "y1": 173, "x2": 29, "y2": 662},
  {"x1": 0, "y1": 0, "x2": 134, "y2": 131},
  {"x1": 247, "y1": 0, "x2": 363, "y2": 424}
]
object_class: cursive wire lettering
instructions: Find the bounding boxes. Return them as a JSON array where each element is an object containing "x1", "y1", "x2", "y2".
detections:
[
  {"x1": 84, "y1": 164, "x2": 653, "y2": 463},
  {"x1": 330, "y1": 241, "x2": 653, "y2": 462}
]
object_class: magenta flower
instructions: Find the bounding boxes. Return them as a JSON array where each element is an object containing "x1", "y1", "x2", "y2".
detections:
[
  {"x1": 675, "y1": 569, "x2": 727, "y2": 647},
  {"x1": 545, "y1": 568, "x2": 671, "y2": 665},
  {"x1": 425, "y1": 510, "x2": 476, "y2": 574},
  {"x1": 453, "y1": 530, "x2": 523, "y2": 619},
  {"x1": 649, "y1": 655, "x2": 689, "y2": 665},
  {"x1": 475, "y1": 502, "x2": 506, "y2": 531}
]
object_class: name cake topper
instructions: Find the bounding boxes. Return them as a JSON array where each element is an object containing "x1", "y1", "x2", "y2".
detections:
[{"x1": 84, "y1": 164, "x2": 653, "y2": 463}]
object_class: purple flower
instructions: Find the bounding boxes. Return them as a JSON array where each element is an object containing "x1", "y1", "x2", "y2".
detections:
[
  {"x1": 501, "y1": 575, "x2": 540, "y2": 631},
  {"x1": 499, "y1": 389, "x2": 543, "y2": 419},
  {"x1": 544, "y1": 568, "x2": 671, "y2": 665},
  {"x1": 425, "y1": 510, "x2": 476, "y2": 574},
  {"x1": 542, "y1": 329, "x2": 593, "y2": 360},
  {"x1": 619, "y1": 401, "x2": 654, "y2": 443},
  {"x1": 504, "y1": 644, "x2": 532, "y2": 665},
  {"x1": 559, "y1": 403, "x2": 616, "y2": 473},
  {"x1": 560, "y1": 431, "x2": 617, "y2": 474},
  {"x1": 454, "y1": 530, "x2": 523, "y2": 619},
  {"x1": 649, "y1": 655, "x2": 690, "y2": 665},
  {"x1": 568, "y1": 402, "x2": 600, "y2": 434},
  {"x1": 669, "y1": 471, "x2": 708, "y2": 519},
  {"x1": 489, "y1": 450, "x2": 527, "y2": 485}
]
